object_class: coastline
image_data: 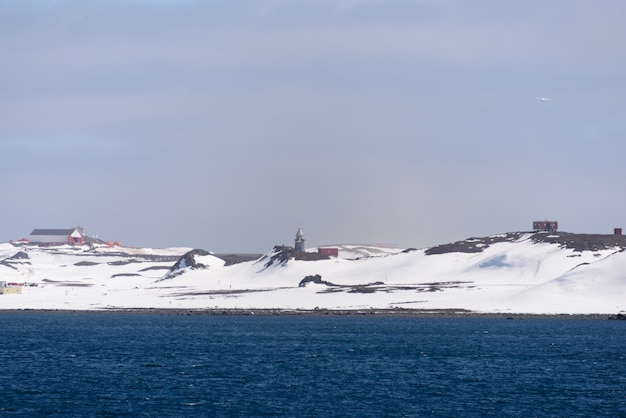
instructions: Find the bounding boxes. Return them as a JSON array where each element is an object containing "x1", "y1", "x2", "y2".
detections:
[{"x1": 0, "y1": 308, "x2": 618, "y2": 320}]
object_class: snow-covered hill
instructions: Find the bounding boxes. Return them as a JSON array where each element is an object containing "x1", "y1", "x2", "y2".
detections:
[{"x1": 1, "y1": 232, "x2": 625, "y2": 314}]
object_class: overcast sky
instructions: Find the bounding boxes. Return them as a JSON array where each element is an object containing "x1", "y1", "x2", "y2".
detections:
[{"x1": 1, "y1": 0, "x2": 625, "y2": 252}]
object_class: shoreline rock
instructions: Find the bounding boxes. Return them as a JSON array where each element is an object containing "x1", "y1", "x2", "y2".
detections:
[{"x1": 0, "y1": 308, "x2": 614, "y2": 320}]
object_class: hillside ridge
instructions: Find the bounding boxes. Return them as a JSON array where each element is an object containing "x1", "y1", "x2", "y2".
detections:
[
  {"x1": 426, "y1": 231, "x2": 626, "y2": 255},
  {"x1": 1, "y1": 231, "x2": 625, "y2": 315}
]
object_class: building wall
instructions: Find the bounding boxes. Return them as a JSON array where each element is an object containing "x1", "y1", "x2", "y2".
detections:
[
  {"x1": 69, "y1": 231, "x2": 84, "y2": 245},
  {"x1": 29, "y1": 229, "x2": 84, "y2": 245},
  {"x1": 0, "y1": 287, "x2": 22, "y2": 295},
  {"x1": 29, "y1": 234, "x2": 71, "y2": 244},
  {"x1": 533, "y1": 221, "x2": 558, "y2": 232},
  {"x1": 318, "y1": 248, "x2": 339, "y2": 257}
]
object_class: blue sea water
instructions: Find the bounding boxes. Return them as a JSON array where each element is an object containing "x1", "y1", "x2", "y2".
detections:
[{"x1": 0, "y1": 313, "x2": 624, "y2": 417}]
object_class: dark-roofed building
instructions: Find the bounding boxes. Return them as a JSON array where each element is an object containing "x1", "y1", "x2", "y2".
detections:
[{"x1": 29, "y1": 228, "x2": 84, "y2": 246}]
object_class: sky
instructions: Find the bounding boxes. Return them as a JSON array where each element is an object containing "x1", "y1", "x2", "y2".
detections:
[{"x1": 1, "y1": 0, "x2": 625, "y2": 253}]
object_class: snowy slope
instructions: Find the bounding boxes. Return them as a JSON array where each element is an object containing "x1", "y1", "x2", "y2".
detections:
[{"x1": 1, "y1": 233, "x2": 625, "y2": 314}]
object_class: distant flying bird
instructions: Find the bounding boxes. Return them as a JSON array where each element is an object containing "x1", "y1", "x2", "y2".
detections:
[{"x1": 536, "y1": 97, "x2": 551, "y2": 102}]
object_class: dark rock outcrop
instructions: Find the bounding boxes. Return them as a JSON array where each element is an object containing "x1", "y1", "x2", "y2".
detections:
[
  {"x1": 264, "y1": 246, "x2": 295, "y2": 268},
  {"x1": 530, "y1": 232, "x2": 626, "y2": 252},
  {"x1": 1, "y1": 251, "x2": 31, "y2": 270},
  {"x1": 6, "y1": 251, "x2": 29, "y2": 260},
  {"x1": 170, "y1": 249, "x2": 212, "y2": 271},
  {"x1": 426, "y1": 233, "x2": 523, "y2": 255},
  {"x1": 425, "y1": 231, "x2": 626, "y2": 255},
  {"x1": 74, "y1": 261, "x2": 99, "y2": 266},
  {"x1": 299, "y1": 274, "x2": 333, "y2": 287},
  {"x1": 163, "y1": 249, "x2": 213, "y2": 279},
  {"x1": 259, "y1": 246, "x2": 329, "y2": 270}
]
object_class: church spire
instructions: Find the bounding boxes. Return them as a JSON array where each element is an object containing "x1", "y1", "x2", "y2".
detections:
[{"x1": 295, "y1": 226, "x2": 305, "y2": 252}]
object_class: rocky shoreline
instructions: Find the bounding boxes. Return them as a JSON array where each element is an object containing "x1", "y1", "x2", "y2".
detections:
[{"x1": 0, "y1": 308, "x2": 621, "y2": 320}]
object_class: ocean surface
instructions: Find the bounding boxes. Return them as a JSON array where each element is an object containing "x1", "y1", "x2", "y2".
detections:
[{"x1": 0, "y1": 313, "x2": 624, "y2": 417}]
